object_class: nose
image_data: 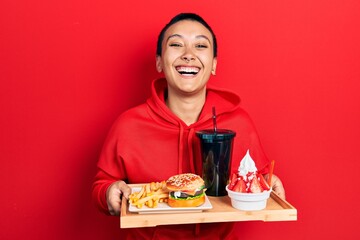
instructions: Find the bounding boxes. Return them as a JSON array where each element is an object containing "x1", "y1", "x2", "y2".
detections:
[{"x1": 181, "y1": 47, "x2": 196, "y2": 62}]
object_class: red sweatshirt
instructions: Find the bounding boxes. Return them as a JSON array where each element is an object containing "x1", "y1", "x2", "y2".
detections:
[{"x1": 92, "y1": 78, "x2": 270, "y2": 239}]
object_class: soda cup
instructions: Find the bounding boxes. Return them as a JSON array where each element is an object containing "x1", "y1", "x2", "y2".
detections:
[{"x1": 196, "y1": 129, "x2": 236, "y2": 196}]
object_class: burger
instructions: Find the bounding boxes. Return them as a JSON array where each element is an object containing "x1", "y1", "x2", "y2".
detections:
[{"x1": 166, "y1": 173, "x2": 206, "y2": 207}]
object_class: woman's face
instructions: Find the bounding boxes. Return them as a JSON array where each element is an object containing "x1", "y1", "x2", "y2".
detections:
[{"x1": 156, "y1": 20, "x2": 217, "y2": 96}]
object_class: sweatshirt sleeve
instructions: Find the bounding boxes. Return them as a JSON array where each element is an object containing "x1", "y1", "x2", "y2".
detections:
[
  {"x1": 92, "y1": 169, "x2": 117, "y2": 214},
  {"x1": 92, "y1": 118, "x2": 128, "y2": 214}
]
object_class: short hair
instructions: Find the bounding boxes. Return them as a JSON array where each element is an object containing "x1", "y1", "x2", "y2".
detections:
[{"x1": 156, "y1": 13, "x2": 218, "y2": 57}]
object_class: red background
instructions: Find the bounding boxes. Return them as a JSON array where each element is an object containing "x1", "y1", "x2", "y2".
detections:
[{"x1": 1, "y1": 0, "x2": 359, "y2": 239}]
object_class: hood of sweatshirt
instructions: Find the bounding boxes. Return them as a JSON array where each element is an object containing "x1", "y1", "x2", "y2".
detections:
[{"x1": 146, "y1": 78, "x2": 241, "y2": 174}]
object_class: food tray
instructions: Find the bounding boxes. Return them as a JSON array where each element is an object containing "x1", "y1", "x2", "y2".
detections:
[{"x1": 120, "y1": 184, "x2": 297, "y2": 228}]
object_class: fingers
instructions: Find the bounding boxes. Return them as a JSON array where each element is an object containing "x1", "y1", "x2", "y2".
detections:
[
  {"x1": 271, "y1": 174, "x2": 286, "y2": 199},
  {"x1": 118, "y1": 181, "x2": 132, "y2": 199},
  {"x1": 106, "y1": 180, "x2": 130, "y2": 216}
]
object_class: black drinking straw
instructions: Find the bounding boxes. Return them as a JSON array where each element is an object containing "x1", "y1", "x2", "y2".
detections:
[{"x1": 212, "y1": 106, "x2": 218, "y2": 133}]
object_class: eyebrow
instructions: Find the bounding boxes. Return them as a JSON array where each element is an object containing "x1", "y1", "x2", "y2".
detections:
[{"x1": 166, "y1": 34, "x2": 211, "y2": 43}]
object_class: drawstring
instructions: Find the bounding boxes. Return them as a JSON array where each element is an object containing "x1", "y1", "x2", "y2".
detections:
[
  {"x1": 179, "y1": 126, "x2": 197, "y2": 174},
  {"x1": 178, "y1": 124, "x2": 184, "y2": 174},
  {"x1": 188, "y1": 128, "x2": 196, "y2": 173}
]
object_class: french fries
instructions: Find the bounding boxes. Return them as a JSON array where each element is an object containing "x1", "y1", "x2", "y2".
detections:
[{"x1": 128, "y1": 181, "x2": 169, "y2": 209}]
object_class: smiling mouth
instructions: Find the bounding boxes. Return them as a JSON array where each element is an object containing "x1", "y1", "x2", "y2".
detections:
[{"x1": 176, "y1": 66, "x2": 200, "y2": 76}]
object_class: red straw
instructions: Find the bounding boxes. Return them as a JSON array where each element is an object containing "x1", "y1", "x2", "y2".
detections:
[{"x1": 268, "y1": 160, "x2": 275, "y2": 187}]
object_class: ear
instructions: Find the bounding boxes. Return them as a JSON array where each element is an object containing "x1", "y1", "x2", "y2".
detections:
[
  {"x1": 211, "y1": 57, "x2": 218, "y2": 75},
  {"x1": 156, "y1": 56, "x2": 162, "y2": 73}
]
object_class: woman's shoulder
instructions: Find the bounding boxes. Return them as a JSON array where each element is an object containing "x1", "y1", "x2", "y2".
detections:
[{"x1": 110, "y1": 103, "x2": 149, "y2": 130}]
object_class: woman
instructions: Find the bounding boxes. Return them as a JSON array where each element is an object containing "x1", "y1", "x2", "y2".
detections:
[{"x1": 92, "y1": 13, "x2": 285, "y2": 239}]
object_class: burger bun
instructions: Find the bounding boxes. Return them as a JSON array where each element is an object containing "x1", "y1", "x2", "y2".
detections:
[
  {"x1": 168, "y1": 194, "x2": 205, "y2": 208},
  {"x1": 166, "y1": 173, "x2": 205, "y2": 192}
]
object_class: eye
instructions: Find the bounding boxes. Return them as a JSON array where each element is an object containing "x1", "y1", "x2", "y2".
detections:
[
  {"x1": 169, "y1": 43, "x2": 182, "y2": 47},
  {"x1": 196, "y1": 44, "x2": 208, "y2": 49}
]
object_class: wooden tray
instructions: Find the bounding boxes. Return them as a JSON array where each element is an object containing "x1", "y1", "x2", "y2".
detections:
[{"x1": 120, "y1": 184, "x2": 297, "y2": 228}]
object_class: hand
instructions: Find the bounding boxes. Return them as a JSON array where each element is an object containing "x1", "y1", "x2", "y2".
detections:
[
  {"x1": 264, "y1": 174, "x2": 286, "y2": 199},
  {"x1": 106, "y1": 180, "x2": 131, "y2": 216}
]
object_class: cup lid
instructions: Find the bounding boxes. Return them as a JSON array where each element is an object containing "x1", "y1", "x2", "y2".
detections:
[{"x1": 196, "y1": 129, "x2": 236, "y2": 141}]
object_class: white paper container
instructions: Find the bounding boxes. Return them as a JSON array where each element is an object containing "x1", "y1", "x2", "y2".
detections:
[{"x1": 226, "y1": 185, "x2": 271, "y2": 211}]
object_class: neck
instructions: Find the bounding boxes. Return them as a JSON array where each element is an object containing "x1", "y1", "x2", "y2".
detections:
[{"x1": 166, "y1": 89, "x2": 206, "y2": 126}]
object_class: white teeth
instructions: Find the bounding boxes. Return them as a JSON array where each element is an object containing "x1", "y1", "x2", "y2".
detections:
[{"x1": 176, "y1": 66, "x2": 199, "y2": 74}]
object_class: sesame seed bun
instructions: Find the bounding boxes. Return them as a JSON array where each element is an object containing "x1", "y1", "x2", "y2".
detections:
[{"x1": 166, "y1": 173, "x2": 205, "y2": 192}]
